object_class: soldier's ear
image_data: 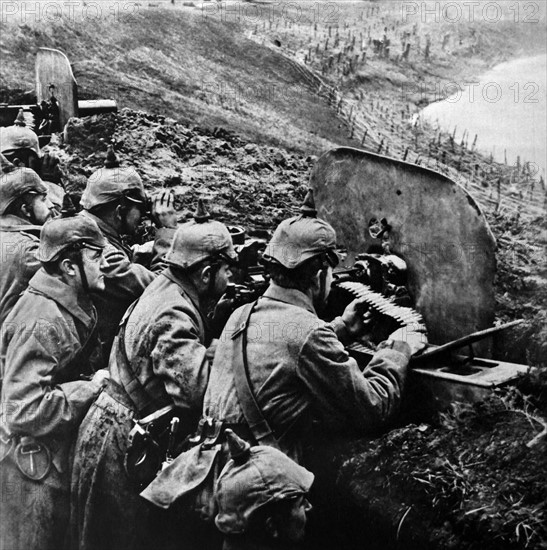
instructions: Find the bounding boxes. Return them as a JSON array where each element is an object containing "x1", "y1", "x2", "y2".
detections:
[
  {"x1": 59, "y1": 257, "x2": 77, "y2": 278},
  {"x1": 200, "y1": 264, "x2": 212, "y2": 285},
  {"x1": 115, "y1": 203, "x2": 124, "y2": 222}
]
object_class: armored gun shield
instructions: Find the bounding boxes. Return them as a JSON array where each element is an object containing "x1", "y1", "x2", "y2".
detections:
[
  {"x1": 310, "y1": 147, "x2": 496, "y2": 349},
  {"x1": 35, "y1": 48, "x2": 78, "y2": 129}
]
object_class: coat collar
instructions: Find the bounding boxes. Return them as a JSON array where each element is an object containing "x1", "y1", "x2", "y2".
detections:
[
  {"x1": 163, "y1": 267, "x2": 202, "y2": 314},
  {"x1": 262, "y1": 283, "x2": 316, "y2": 315},
  {"x1": 28, "y1": 268, "x2": 96, "y2": 328},
  {"x1": 0, "y1": 214, "x2": 41, "y2": 234},
  {"x1": 80, "y1": 210, "x2": 132, "y2": 256}
]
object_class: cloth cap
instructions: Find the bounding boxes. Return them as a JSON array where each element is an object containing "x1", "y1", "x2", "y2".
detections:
[
  {"x1": 38, "y1": 214, "x2": 107, "y2": 262},
  {"x1": 0, "y1": 166, "x2": 48, "y2": 215},
  {"x1": 215, "y1": 439, "x2": 314, "y2": 534},
  {"x1": 80, "y1": 147, "x2": 145, "y2": 210},
  {"x1": 166, "y1": 219, "x2": 237, "y2": 270},
  {"x1": 263, "y1": 215, "x2": 338, "y2": 269}
]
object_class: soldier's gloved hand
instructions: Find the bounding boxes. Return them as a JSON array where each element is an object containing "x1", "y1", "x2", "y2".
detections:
[
  {"x1": 41, "y1": 151, "x2": 64, "y2": 184},
  {"x1": 150, "y1": 190, "x2": 177, "y2": 229},
  {"x1": 91, "y1": 369, "x2": 110, "y2": 389},
  {"x1": 388, "y1": 325, "x2": 428, "y2": 356},
  {"x1": 209, "y1": 294, "x2": 237, "y2": 338},
  {"x1": 341, "y1": 299, "x2": 370, "y2": 338}
]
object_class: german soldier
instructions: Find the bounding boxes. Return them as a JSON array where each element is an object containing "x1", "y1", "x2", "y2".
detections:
[
  {"x1": 0, "y1": 214, "x2": 110, "y2": 550},
  {"x1": 69, "y1": 201, "x2": 237, "y2": 550},
  {"x1": 79, "y1": 145, "x2": 177, "y2": 367},
  {"x1": 201, "y1": 191, "x2": 426, "y2": 461},
  {"x1": 0, "y1": 153, "x2": 55, "y2": 325},
  {"x1": 215, "y1": 429, "x2": 314, "y2": 550}
]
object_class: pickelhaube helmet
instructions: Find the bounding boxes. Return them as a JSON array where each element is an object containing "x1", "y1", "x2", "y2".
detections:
[
  {"x1": 166, "y1": 199, "x2": 238, "y2": 270},
  {"x1": 38, "y1": 211, "x2": 107, "y2": 262},
  {"x1": 0, "y1": 154, "x2": 49, "y2": 215},
  {"x1": 0, "y1": 109, "x2": 40, "y2": 156},
  {"x1": 262, "y1": 188, "x2": 338, "y2": 269},
  {"x1": 214, "y1": 430, "x2": 314, "y2": 535},
  {"x1": 80, "y1": 145, "x2": 146, "y2": 210}
]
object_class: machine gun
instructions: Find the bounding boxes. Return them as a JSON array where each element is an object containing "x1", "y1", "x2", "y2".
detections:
[
  {"x1": 309, "y1": 147, "x2": 531, "y2": 412},
  {"x1": 225, "y1": 227, "x2": 269, "y2": 307}
]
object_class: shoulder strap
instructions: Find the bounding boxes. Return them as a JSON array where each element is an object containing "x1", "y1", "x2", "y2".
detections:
[
  {"x1": 231, "y1": 302, "x2": 280, "y2": 449},
  {"x1": 116, "y1": 301, "x2": 168, "y2": 417}
]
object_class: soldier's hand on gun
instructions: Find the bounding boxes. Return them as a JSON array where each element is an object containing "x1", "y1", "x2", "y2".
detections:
[
  {"x1": 150, "y1": 190, "x2": 177, "y2": 229},
  {"x1": 209, "y1": 293, "x2": 238, "y2": 338},
  {"x1": 91, "y1": 369, "x2": 110, "y2": 389},
  {"x1": 341, "y1": 299, "x2": 371, "y2": 338},
  {"x1": 389, "y1": 325, "x2": 428, "y2": 356}
]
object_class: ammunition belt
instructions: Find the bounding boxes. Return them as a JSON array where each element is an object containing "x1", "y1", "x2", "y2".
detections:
[{"x1": 336, "y1": 281, "x2": 426, "y2": 331}]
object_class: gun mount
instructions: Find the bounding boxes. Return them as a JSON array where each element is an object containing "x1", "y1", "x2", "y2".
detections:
[
  {"x1": 310, "y1": 147, "x2": 529, "y2": 412},
  {"x1": 0, "y1": 48, "x2": 117, "y2": 142}
]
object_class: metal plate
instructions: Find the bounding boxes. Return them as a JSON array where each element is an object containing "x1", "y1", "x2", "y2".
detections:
[
  {"x1": 310, "y1": 147, "x2": 496, "y2": 347},
  {"x1": 35, "y1": 48, "x2": 78, "y2": 128}
]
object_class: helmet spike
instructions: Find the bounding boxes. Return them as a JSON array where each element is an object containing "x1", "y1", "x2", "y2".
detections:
[
  {"x1": 0, "y1": 153, "x2": 16, "y2": 174},
  {"x1": 300, "y1": 188, "x2": 317, "y2": 218},
  {"x1": 104, "y1": 144, "x2": 120, "y2": 168},
  {"x1": 60, "y1": 193, "x2": 78, "y2": 218},
  {"x1": 224, "y1": 429, "x2": 251, "y2": 464},
  {"x1": 14, "y1": 108, "x2": 26, "y2": 127},
  {"x1": 194, "y1": 198, "x2": 211, "y2": 223}
]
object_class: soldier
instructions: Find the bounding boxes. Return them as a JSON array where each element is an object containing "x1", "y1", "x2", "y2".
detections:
[
  {"x1": 201, "y1": 192, "x2": 426, "y2": 463},
  {"x1": 0, "y1": 214, "x2": 110, "y2": 550},
  {"x1": 70, "y1": 202, "x2": 238, "y2": 550},
  {"x1": 215, "y1": 429, "x2": 314, "y2": 550},
  {"x1": 79, "y1": 145, "x2": 177, "y2": 367},
  {"x1": 0, "y1": 153, "x2": 55, "y2": 326},
  {"x1": 0, "y1": 109, "x2": 41, "y2": 174}
]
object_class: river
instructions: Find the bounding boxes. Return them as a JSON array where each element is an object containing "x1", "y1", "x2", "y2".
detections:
[{"x1": 421, "y1": 54, "x2": 547, "y2": 179}]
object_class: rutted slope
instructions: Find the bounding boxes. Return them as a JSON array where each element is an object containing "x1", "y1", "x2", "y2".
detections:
[{"x1": 0, "y1": 4, "x2": 357, "y2": 154}]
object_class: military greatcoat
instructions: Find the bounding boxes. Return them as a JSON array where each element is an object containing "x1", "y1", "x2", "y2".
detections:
[
  {"x1": 0, "y1": 269, "x2": 104, "y2": 550},
  {"x1": 70, "y1": 267, "x2": 214, "y2": 550},
  {"x1": 0, "y1": 214, "x2": 41, "y2": 326}
]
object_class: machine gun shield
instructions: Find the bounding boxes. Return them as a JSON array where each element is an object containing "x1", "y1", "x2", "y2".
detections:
[{"x1": 310, "y1": 147, "x2": 496, "y2": 353}]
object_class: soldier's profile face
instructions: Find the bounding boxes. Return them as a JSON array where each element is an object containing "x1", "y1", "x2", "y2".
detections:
[
  {"x1": 30, "y1": 193, "x2": 54, "y2": 225},
  {"x1": 122, "y1": 203, "x2": 144, "y2": 236},
  {"x1": 213, "y1": 262, "x2": 233, "y2": 299},
  {"x1": 279, "y1": 495, "x2": 312, "y2": 543},
  {"x1": 81, "y1": 247, "x2": 108, "y2": 293}
]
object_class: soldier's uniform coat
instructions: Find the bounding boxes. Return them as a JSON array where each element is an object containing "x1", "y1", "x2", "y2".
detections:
[
  {"x1": 0, "y1": 214, "x2": 41, "y2": 326},
  {"x1": 70, "y1": 267, "x2": 214, "y2": 550},
  {"x1": 0, "y1": 269, "x2": 103, "y2": 550},
  {"x1": 204, "y1": 283, "x2": 411, "y2": 463}
]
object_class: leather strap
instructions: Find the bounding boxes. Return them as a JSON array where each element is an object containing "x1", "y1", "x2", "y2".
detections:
[
  {"x1": 231, "y1": 302, "x2": 280, "y2": 449},
  {"x1": 116, "y1": 301, "x2": 168, "y2": 417}
]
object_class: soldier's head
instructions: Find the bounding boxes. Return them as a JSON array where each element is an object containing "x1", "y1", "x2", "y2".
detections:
[
  {"x1": 165, "y1": 200, "x2": 237, "y2": 301},
  {"x1": 80, "y1": 146, "x2": 147, "y2": 236},
  {"x1": 0, "y1": 109, "x2": 41, "y2": 173},
  {"x1": 262, "y1": 189, "x2": 338, "y2": 308},
  {"x1": 0, "y1": 154, "x2": 53, "y2": 225},
  {"x1": 215, "y1": 430, "x2": 314, "y2": 544},
  {"x1": 39, "y1": 211, "x2": 108, "y2": 294}
]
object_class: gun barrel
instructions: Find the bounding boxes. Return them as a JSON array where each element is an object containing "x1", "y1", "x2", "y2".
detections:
[{"x1": 412, "y1": 319, "x2": 524, "y2": 364}]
